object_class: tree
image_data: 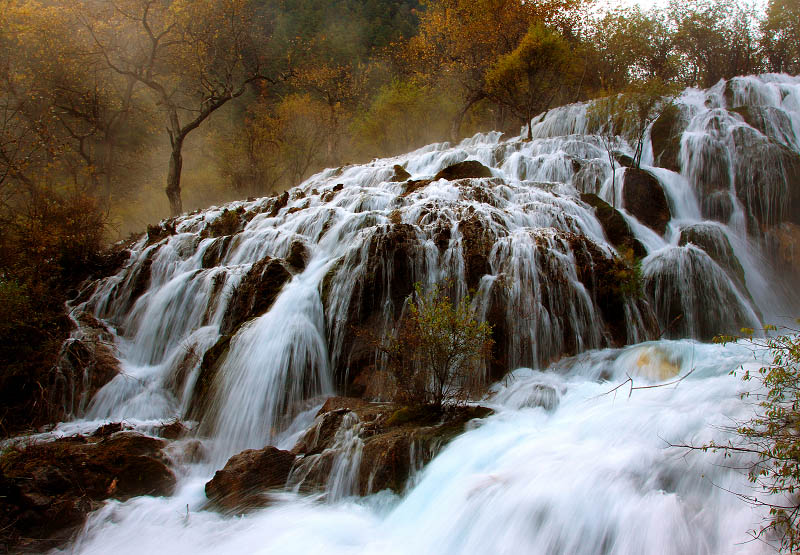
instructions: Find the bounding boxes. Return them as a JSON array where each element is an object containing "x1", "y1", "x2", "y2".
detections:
[
  {"x1": 80, "y1": 0, "x2": 288, "y2": 216},
  {"x1": 761, "y1": 0, "x2": 800, "y2": 74},
  {"x1": 403, "y1": 0, "x2": 586, "y2": 140},
  {"x1": 669, "y1": 0, "x2": 762, "y2": 88},
  {"x1": 589, "y1": 79, "x2": 678, "y2": 170},
  {"x1": 484, "y1": 23, "x2": 581, "y2": 141},
  {"x1": 375, "y1": 283, "x2": 493, "y2": 410},
  {"x1": 698, "y1": 326, "x2": 800, "y2": 552},
  {"x1": 587, "y1": 7, "x2": 679, "y2": 92}
]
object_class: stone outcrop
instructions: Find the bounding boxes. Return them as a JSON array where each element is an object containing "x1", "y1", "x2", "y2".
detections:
[
  {"x1": 434, "y1": 160, "x2": 493, "y2": 181},
  {"x1": 622, "y1": 168, "x2": 672, "y2": 236},
  {"x1": 220, "y1": 257, "x2": 292, "y2": 336},
  {"x1": 49, "y1": 311, "x2": 121, "y2": 420},
  {"x1": 289, "y1": 398, "x2": 493, "y2": 496},
  {"x1": 679, "y1": 224, "x2": 746, "y2": 287},
  {"x1": 204, "y1": 446, "x2": 296, "y2": 513},
  {"x1": 390, "y1": 164, "x2": 411, "y2": 182},
  {"x1": 650, "y1": 104, "x2": 685, "y2": 173},
  {"x1": 0, "y1": 430, "x2": 175, "y2": 552},
  {"x1": 580, "y1": 193, "x2": 647, "y2": 259}
]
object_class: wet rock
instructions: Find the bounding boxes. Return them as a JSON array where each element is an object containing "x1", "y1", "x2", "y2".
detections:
[
  {"x1": 580, "y1": 193, "x2": 647, "y2": 259},
  {"x1": 201, "y1": 208, "x2": 245, "y2": 238},
  {"x1": 205, "y1": 446, "x2": 296, "y2": 513},
  {"x1": 613, "y1": 151, "x2": 635, "y2": 168},
  {"x1": 187, "y1": 334, "x2": 231, "y2": 420},
  {"x1": 569, "y1": 234, "x2": 656, "y2": 347},
  {"x1": 201, "y1": 235, "x2": 232, "y2": 268},
  {"x1": 287, "y1": 240, "x2": 309, "y2": 271},
  {"x1": 731, "y1": 127, "x2": 800, "y2": 230},
  {"x1": 733, "y1": 105, "x2": 796, "y2": 147},
  {"x1": 267, "y1": 191, "x2": 290, "y2": 217},
  {"x1": 0, "y1": 431, "x2": 176, "y2": 552},
  {"x1": 402, "y1": 179, "x2": 433, "y2": 196},
  {"x1": 146, "y1": 220, "x2": 176, "y2": 245},
  {"x1": 702, "y1": 190, "x2": 734, "y2": 224},
  {"x1": 683, "y1": 135, "x2": 732, "y2": 203},
  {"x1": 643, "y1": 245, "x2": 759, "y2": 341},
  {"x1": 622, "y1": 168, "x2": 671, "y2": 235},
  {"x1": 390, "y1": 164, "x2": 411, "y2": 182},
  {"x1": 289, "y1": 401, "x2": 493, "y2": 496},
  {"x1": 679, "y1": 224, "x2": 746, "y2": 287},
  {"x1": 766, "y1": 222, "x2": 800, "y2": 276},
  {"x1": 155, "y1": 420, "x2": 190, "y2": 440},
  {"x1": 434, "y1": 160, "x2": 493, "y2": 181},
  {"x1": 317, "y1": 396, "x2": 369, "y2": 416},
  {"x1": 49, "y1": 311, "x2": 121, "y2": 419},
  {"x1": 458, "y1": 213, "x2": 494, "y2": 291},
  {"x1": 650, "y1": 104, "x2": 685, "y2": 172},
  {"x1": 220, "y1": 257, "x2": 292, "y2": 336},
  {"x1": 326, "y1": 224, "x2": 420, "y2": 393}
]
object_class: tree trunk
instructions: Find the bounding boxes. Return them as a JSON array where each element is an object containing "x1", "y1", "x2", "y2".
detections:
[
  {"x1": 451, "y1": 92, "x2": 485, "y2": 143},
  {"x1": 166, "y1": 140, "x2": 184, "y2": 216}
]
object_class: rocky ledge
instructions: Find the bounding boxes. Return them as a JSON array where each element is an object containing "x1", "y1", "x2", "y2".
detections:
[
  {"x1": 204, "y1": 398, "x2": 493, "y2": 513},
  {"x1": 0, "y1": 428, "x2": 176, "y2": 552}
]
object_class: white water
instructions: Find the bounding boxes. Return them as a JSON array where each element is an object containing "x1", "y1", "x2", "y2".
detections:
[
  {"x1": 51, "y1": 74, "x2": 800, "y2": 553},
  {"x1": 66, "y1": 341, "x2": 772, "y2": 554}
]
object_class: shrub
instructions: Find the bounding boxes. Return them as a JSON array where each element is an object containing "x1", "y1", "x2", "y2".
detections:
[
  {"x1": 709, "y1": 325, "x2": 800, "y2": 552},
  {"x1": 374, "y1": 283, "x2": 493, "y2": 410}
]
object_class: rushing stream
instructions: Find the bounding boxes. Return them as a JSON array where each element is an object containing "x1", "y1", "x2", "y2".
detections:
[{"x1": 45, "y1": 74, "x2": 800, "y2": 553}]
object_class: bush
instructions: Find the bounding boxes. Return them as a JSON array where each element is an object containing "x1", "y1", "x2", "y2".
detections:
[
  {"x1": 373, "y1": 283, "x2": 493, "y2": 410},
  {"x1": 710, "y1": 325, "x2": 800, "y2": 552}
]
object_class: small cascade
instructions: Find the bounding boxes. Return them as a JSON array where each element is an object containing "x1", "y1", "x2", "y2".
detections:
[
  {"x1": 288, "y1": 410, "x2": 365, "y2": 501},
  {"x1": 69, "y1": 75, "x2": 800, "y2": 458},
  {"x1": 17, "y1": 72, "x2": 797, "y2": 555}
]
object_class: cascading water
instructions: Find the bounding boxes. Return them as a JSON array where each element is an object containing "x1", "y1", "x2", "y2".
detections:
[{"x1": 49, "y1": 73, "x2": 800, "y2": 553}]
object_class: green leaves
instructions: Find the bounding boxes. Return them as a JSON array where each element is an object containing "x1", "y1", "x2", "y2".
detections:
[
  {"x1": 711, "y1": 326, "x2": 800, "y2": 551},
  {"x1": 377, "y1": 281, "x2": 493, "y2": 409}
]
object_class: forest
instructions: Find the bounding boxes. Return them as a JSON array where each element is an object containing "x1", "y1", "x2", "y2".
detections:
[
  {"x1": 1, "y1": 0, "x2": 798, "y2": 434},
  {"x1": 1, "y1": 0, "x2": 800, "y2": 552}
]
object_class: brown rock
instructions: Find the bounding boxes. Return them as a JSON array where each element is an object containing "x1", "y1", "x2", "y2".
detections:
[
  {"x1": 458, "y1": 213, "x2": 494, "y2": 291},
  {"x1": 390, "y1": 165, "x2": 411, "y2": 182},
  {"x1": 623, "y1": 168, "x2": 671, "y2": 235},
  {"x1": 434, "y1": 160, "x2": 493, "y2": 181},
  {"x1": 650, "y1": 104, "x2": 685, "y2": 172},
  {"x1": 205, "y1": 447, "x2": 296, "y2": 513},
  {"x1": 220, "y1": 257, "x2": 291, "y2": 336},
  {"x1": 0, "y1": 431, "x2": 175, "y2": 552},
  {"x1": 580, "y1": 193, "x2": 647, "y2": 259}
]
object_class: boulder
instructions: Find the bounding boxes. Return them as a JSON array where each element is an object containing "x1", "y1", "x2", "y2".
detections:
[
  {"x1": 390, "y1": 164, "x2": 411, "y2": 182},
  {"x1": 201, "y1": 208, "x2": 244, "y2": 238},
  {"x1": 622, "y1": 168, "x2": 672, "y2": 235},
  {"x1": 49, "y1": 311, "x2": 121, "y2": 420},
  {"x1": 0, "y1": 431, "x2": 175, "y2": 552},
  {"x1": 205, "y1": 447, "x2": 296, "y2": 513},
  {"x1": 679, "y1": 224, "x2": 746, "y2": 286},
  {"x1": 220, "y1": 257, "x2": 292, "y2": 336},
  {"x1": 650, "y1": 104, "x2": 685, "y2": 172},
  {"x1": 289, "y1": 401, "x2": 492, "y2": 496},
  {"x1": 458, "y1": 213, "x2": 494, "y2": 291},
  {"x1": 286, "y1": 240, "x2": 309, "y2": 271},
  {"x1": 580, "y1": 193, "x2": 647, "y2": 259},
  {"x1": 434, "y1": 160, "x2": 493, "y2": 181},
  {"x1": 146, "y1": 220, "x2": 176, "y2": 245}
]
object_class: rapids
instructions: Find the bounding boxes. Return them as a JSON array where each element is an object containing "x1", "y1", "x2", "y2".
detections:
[{"x1": 49, "y1": 74, "x2": 800, "y2": 553}]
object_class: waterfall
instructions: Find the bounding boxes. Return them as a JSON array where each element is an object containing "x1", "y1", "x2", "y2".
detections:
[{"x1": 52, "y1": 73, "x2": 800, "y2": 553}]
